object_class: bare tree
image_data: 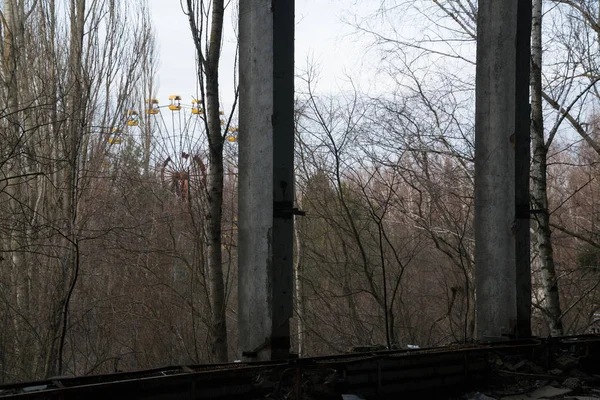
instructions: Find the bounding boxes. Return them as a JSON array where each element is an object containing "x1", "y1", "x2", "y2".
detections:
[
  {"x1": 530, "y1": 0, "x2": 564, "y2": 336},
  {"x1": 0, "y1": 0, "x2": 155, "y2": 381},
  {"x1": 347, "y1": 0, "x2": 600, "y2": 337},
  {"x1": 295, "y1": 68, "x2": 435, "y2": 350},
  {"x1": 183, "y1": 0, "x2": 238, "y2": 362}
]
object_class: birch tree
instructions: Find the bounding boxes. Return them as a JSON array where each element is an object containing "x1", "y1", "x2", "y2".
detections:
[
  {"x1": 530, "y1": 0, "x2": 564, "y2": 336},
  {"x1": 183, "y1": 0, "x2": 238, "y2": 362}
]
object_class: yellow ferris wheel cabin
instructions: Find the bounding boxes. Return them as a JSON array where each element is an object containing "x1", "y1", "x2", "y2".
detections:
[
  {"x1": 191, "y1": 99, "x2": 204, "y2": 115},
  {"x1": 145, "y1": 98, "x2": 160, "y2": 115},
  {"x1": 168, "y1": 95, "x2": 182, "y2": 111},
  {"x1": 126, "y1": 110, "x2": 140, "y2": 126}
]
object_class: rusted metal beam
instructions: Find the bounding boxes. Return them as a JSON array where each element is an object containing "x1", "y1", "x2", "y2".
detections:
[{"x1": 2, "y1": 336, "x2": 599, "y2": 399}]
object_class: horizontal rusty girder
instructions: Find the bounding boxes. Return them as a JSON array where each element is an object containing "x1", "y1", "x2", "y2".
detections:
[{"x1": 1, "y1": 335, "x2": 599, "y2": 399}]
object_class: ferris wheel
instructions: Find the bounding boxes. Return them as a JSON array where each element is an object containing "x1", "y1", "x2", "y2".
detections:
[{"x1": 107, "y1": 95, "x2": 238, "y2": 200}]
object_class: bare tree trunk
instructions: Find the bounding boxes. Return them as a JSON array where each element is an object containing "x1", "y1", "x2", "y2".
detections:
[
  {"x1": 205, "y1": 0, "x2": 228, "y2": 363},
  {"x1": 3, "y1": 0, "x2": 22, "y2": 271},
  {"x1": 2, "y1": 0, "x2": 30, "y2": 376},
  {"x1": 142, "y1": 31, "x2": 156, "y2": 176},
  {"x1": 531, "y1": 0, "x2": 563, "y2": 336},
  {"x1": 377, "y1": 224, "x2": 391, "y2": 349},
  {"x1": 52, "y1": 0, "x2": 86, "y2": 376},
  {"x1": 293, "y1": 212, "x2": 305, "y2": 357},
  {"x1": 2, "y1": 0, "x2": 19, "y2": 118}
]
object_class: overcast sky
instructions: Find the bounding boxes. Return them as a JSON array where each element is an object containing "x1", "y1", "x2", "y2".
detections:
[{"x1": 148, "y1": 1, "x2": 371, "y2": 112}]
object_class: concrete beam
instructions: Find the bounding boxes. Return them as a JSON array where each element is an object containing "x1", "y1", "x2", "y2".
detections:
[
  {"x1": 238, "y1": 0, "x2": 295, "y2": 360},
  {"x1": 475, "y1": 0, "x2": 532, "y2": 340}
]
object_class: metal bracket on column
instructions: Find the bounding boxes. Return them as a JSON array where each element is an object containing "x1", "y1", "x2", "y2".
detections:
[
  {"x1": 273, "y1": 201, "x2": 306, "y2": 219},
  {"x1": 515, "y1": 204, "x2": 548, "y2": 219}
]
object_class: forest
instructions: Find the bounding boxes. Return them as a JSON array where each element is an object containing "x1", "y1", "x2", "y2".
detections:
[{"x1": 1, "y1": 0, "x2": 600, "y2": 384}]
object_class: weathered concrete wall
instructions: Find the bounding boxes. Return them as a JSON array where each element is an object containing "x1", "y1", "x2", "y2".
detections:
[
  {"x1": 475, "y1": 0, "x2": 531, "y2": 340},
  {"x1": 238, "y1": 0, "x2": 294, "y2": 361}
]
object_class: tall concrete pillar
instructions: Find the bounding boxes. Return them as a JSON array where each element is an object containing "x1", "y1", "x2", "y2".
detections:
[
  {"x1": 475, "y1": 0, "x2": 532, "y2": 340},
  {"x1": 238, "y1": 1, "x2": 295, "y2": 360}
]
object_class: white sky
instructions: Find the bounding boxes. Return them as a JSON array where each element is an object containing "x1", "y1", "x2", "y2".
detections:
[{"x1": 148, "y1": 0, "x2": 371, "y2": 111}]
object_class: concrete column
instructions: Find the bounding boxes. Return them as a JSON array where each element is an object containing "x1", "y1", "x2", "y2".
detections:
[
  {"x1": 475, "y1": 0, "x2": 531, "y2": 340},
  {"x1": 238, "y1": 0, "x2": 295, "y2": 360}
]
